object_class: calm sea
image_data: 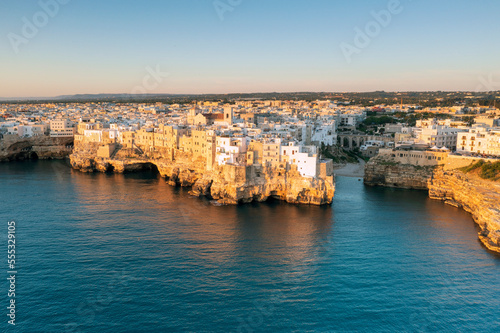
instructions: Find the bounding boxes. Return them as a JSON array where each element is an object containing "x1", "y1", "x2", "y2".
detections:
[{"x1": 1, "y1": 160, "x2": 499, "y2": 332}]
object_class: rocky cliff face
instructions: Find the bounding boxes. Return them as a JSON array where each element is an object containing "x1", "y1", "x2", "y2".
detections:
[
  {"x1": 70, "y1": 147, "x2": 335, "y2": 206},
  {"x1": 429, "y1": 168, "x2": 500, "y2": 253},
  {"x1": 0, "y1": 135, "x2": 73, "y2": 161},
  {"x1": 364, "y1": 158, "x2": 435, "y2": 190},
  {"x1": 365, "y1": 156, "x2": 500, "y2": 254},
  {"x1": 202, "y1": 164, "x2": 334, "y2": 205}
]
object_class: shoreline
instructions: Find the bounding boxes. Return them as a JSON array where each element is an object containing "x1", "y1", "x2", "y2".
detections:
[
  {"x1": 364, "y1": 155, "x2": 500, "y2": 255},
  {"x1": 333, "y1": 159, "x2": 366, "y2": 178},
  {"x1": 5, "y1": 158, "x2": 499, "y2": 255}
]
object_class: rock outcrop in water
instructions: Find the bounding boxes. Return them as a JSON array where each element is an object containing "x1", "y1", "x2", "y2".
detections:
[
  {"x1": 0, "y1": 134, "x2": 73, "y2": 161},
  {"x1": 70, "y1": 143, "x2": 335, "y2": 206},
  {"x1": 365, "y1": 152, "x2": 500, "y2": 254}
]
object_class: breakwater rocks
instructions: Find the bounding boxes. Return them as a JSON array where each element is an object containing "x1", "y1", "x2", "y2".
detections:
[
  {"x1": 365, "y1": 156, "x2": 500, "y2": 254},
  {"x1": 0, "y1": 134, "x2": 73, "y2": 161},
  {"x1": 70, "y1": 145, "x2": 335, "y2": 206}
]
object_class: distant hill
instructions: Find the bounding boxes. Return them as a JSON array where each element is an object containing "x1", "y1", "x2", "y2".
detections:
[{"x1": 0, "y1": 91, "x2": 498, "y2": 106}]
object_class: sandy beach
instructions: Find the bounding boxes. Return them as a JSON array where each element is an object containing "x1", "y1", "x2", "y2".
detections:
[{"x1": 333, "y1": 159, "x2": 366, "y2": 178}]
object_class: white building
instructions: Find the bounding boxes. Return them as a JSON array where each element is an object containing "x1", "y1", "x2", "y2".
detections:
[
  {"x1": 457, "y1": 127, "x2": 500, "y2": 156},
  {"x1": 50, "y1": 119, "x2": 75, "y2": 137},
  {"x1": 215, "y1": 136, "x2": 247, "y2": 165},
  {"x1": 10, "y1": 124, "x2": 47, "y2": 137},
  {"x1": 50, "y1": 119, "x2": 72, "y2": 131},
  {"x1": 281, "y1": 142, "x2": 318, "y2": 177},
  {"x1": 415, "y1": 122, "x2": 464, "y2": 150},
  {"x1": 338, "y1": 113, "x2": 363, "y2": 127},
  {"x1": 311, "y1": 122, "x2": 337, "y2": 146}
]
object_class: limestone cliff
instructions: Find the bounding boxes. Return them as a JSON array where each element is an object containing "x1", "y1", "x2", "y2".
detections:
[
  {"x1": 202, "y1": 164, "x2": 334, "y2": 205},
  {"x1": 70, "y1": 145, "x2": 335, "y2": 206},
  {"x1": 364, "y1": 157, "x2": 435, "y2": 190},
  {"x1": 429, "y1": 169, "x2": 500, "y2": 253},
  {"x1": 365, "y1": 155, "x2": 500, "y2": 254},
  {"x1": 0, "y1": 134, "x2": 73, "y2": 161}
]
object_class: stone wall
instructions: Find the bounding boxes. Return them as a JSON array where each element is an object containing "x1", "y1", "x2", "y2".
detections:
[{"x1": 376, "y1": 148, "x2": 448, "y2": 167}]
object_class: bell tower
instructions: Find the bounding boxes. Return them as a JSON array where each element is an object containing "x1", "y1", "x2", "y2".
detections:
[{"x1": 224, "y1": 106, "x2": 234, "y2": 125}]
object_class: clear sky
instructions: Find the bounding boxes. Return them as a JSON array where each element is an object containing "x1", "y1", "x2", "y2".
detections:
[{"x1": 1, "y1": 0, "x2": 499, "y2": 97}]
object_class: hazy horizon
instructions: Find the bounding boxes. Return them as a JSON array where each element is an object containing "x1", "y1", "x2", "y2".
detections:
[{"x1": 3, "y1": 89, "x2": 500, "y2": 102}]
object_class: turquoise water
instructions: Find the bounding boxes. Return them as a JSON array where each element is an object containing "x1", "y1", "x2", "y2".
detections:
[{"x1": 1, "y1": 160, "x2": 499, "y2": 332}]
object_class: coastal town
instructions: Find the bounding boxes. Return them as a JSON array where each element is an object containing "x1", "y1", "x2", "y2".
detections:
[
  {"x1": 5, "y1": 1, "x2": 500, "y2": 330},
  {"x1": 1, "y1": 97, "x2": 499, "y2": 166},
  {"x1": 2, "y1": 96, "x2": 499, "y2": 252}
]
